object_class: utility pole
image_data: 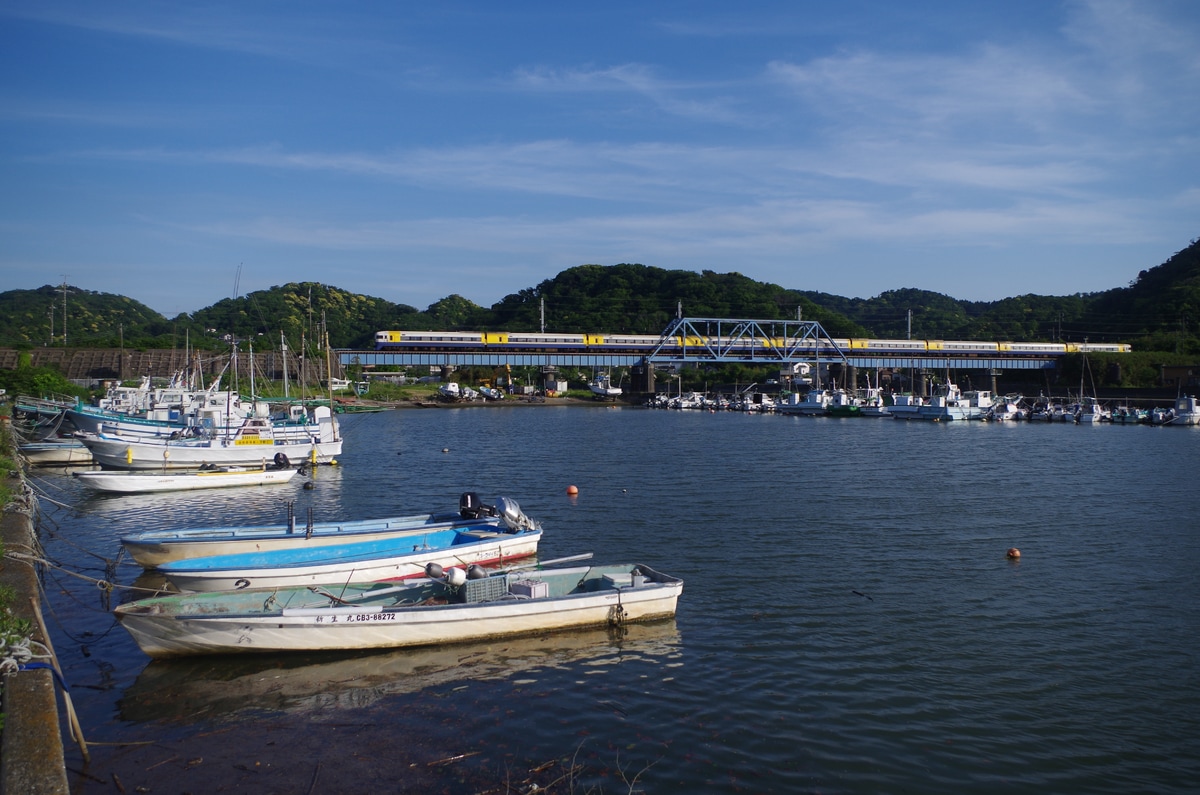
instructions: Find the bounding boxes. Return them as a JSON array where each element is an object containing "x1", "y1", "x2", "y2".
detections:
[
  {"x1": 540, "y1": 296, "x2": 545, "y2": 333},
  {"x1": 907, "y1": 309, "x2": 912, "y2": 340},
  {"x1": 59, "y1": 279, "x2": 73, "y2": 346}
]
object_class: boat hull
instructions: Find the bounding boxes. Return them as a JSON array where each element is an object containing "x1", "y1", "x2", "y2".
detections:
[
  {"x1": 79, "y1": 433, "x2": 342, "y2": 470},
  {"x1": 158, "y1": 528, "x2": 543, "y2": 592},
  {"x1": 121, "y1": 511, "x2": 504, "y2": 568},
  {"x1": 75, "y1": 467, "x2": 299, "y2": 494},
  {"x1": 115, "y1": 564, "x2": 682, "y2": 658},
  {"x1": 18, "y1": 441, "x2": 94, "y2": 466}
]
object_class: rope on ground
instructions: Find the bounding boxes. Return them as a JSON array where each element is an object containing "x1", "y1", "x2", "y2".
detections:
[{"x1": 0, "y1": 634, "x2": 52, "y2": 677}]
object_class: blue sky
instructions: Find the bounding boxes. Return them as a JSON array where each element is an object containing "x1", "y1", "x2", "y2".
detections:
[{"x1": 2, "y1": 1, "x2": 1198, "y2": 318}]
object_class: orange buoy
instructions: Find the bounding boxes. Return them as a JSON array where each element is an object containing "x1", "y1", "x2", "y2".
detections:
[
  {"x1": 566, "y1": 485, "x2": 579, "y2": 495},
  {"x1": 1006, "y1": 547, "x2": 1021, "y2": 559}
]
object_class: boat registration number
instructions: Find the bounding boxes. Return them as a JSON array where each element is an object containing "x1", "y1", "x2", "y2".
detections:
[{"x1": 313, "y1": 612, "x2": 397, "y2": 623}]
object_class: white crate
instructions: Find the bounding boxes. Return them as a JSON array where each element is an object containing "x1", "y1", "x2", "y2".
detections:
[{"x1": 509, "y1": 578, "x2": 548, "y2": 598}]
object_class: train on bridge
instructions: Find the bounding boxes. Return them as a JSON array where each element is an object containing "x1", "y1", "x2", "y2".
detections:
[{"x1": 373, "y1": 330, "x2": 1131, "y2": 357}]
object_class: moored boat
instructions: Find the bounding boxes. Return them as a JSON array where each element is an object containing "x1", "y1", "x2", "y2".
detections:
[
  {"x1": 152, "y1": 497, "x2": 542, "y2": 592},
  {"x1": 120, "y1": 492, "x2": 522, "y2": 567},
  {"x1": 74, "y1": 465, "x2": 299, "y2": 494},
  {"x1": 885, "y1": 393, "x2": 925, "y2": 420},
  {"x1": 76, "y1": 404, "x2": 342, "y2": 470},
  {"x1": 778, "y1": 388, "x2": 831, "y2": 416},
  {"x1": 17, "y1": 437, "x2": 94, "y2": 466},
  {"x1": 825, "y1": 389, "x2": 862, "y2": 417},
  {"x1": 1170, "y1": 395, "x2": 1200, "y2": 426},
  {"x1": 114, "y1": 562, "x2": 683, "y2": 658},
  {"x1": 917, "y1": 384, "x2": 993, "y2": 421}
]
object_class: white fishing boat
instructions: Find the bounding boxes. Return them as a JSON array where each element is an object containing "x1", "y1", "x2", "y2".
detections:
[
  {"x1": 1076, "y1": 396, "x2": 1109, "y2": 424},
  {"x1": 17, "y1": 437, "x2": 94, "y2": 466},
  {"x1": 885, "y1": 393, "x2": 926, "y2": 420},
  {"x1": 120, "y1": 493, "x2": 520, "y2": 567},
  {"x1": 1170, "y1": 395, "x2": 1200, "y2": 426},
  {"x1": 588, "y1": 373, "x2": 623, "y2": 399},
  {"x1": 858, "y1": 389, "x2": 890, "y2": 417},
  {"x1": 777, "y1": 388, "x2": 831, "y2": 416},
  {"x1": 114, "y1": 561, "x2": 683, "y2": 658},
  {"x1": 917, "y1": 384, "x2": 993, "y2": 421},
  {"x1": 153, "y1": 498, "x2": 542, "y2": 592},
  {"x1": 74, "y1": 465, "x2": 300, "y2": 494},
  {"x1": 75, "y1": 405, "x2": 342, "y2": 470}
]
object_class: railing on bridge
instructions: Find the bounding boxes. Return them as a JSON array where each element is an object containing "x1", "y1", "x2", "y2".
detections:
[{"x1": 648, "y1": 317, "x2": 849, "y2": 365}]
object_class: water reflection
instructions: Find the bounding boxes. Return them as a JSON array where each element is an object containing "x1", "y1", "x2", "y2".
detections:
[{"x1": 119, "y1": 620, "x2": 681, "y2": 723}]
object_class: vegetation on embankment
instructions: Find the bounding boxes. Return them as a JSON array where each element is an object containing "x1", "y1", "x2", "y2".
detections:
[{"x1": 3, "y1": 237, "x2": 1199, "y2": 355}]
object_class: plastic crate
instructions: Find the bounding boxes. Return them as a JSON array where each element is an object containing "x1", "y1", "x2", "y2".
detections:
[
  {"x1": 461, "y1": 575, "x2": 509, "y2": 603},
  {"x1": 509, "y1": 578, "x2": 548, "y2": 599}
]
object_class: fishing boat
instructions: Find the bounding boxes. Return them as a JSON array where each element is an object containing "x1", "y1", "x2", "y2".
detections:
[
  {"x1": 777, "y1": 388, "x2": 831, "y2": 416},
  {"x1": 74, "y1": 465, "x2": 300, "y2": 494},
  {"x1": 17, "y1": 437, "x2": 94, "y2": 466},
  {"x1": 1170, "y1": 395, "x2": 1200, "y2": 426},
  {"x1": 917, "y1": 384, "x2": 994, "y2": 421},
  {"x1": 588, "y1": 373, "x2": 623, "y2": 399},
  {"x1": 121, "y1": 492, "x2": 522, "y2": 567},
  {"x1": 885, "y1": 393, "x2": 926, "y2": 420},
  {"x1": 153, "y1": 498, "x2": 542, "y2": 592},
  {"x1": 825, "y1": 389, "x2": 862, "y2": 417},
  {"x1": 75, "y1": 405, "x2": 342, "y2": 470},
  {"x1": 114, "y1": 561, "x2": 683, "y2": 658}
]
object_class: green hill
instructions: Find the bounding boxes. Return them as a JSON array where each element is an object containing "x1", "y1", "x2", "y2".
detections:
[{"x1": 2, "y1": 237, "x2": 1198, "y2": 355}]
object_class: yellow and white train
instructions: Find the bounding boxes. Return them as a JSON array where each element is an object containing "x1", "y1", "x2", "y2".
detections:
[{"x1": 374, "y1": 330, "x2": 1130, "y2": 356}]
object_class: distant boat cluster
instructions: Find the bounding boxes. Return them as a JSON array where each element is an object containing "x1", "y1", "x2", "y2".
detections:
[{"x1": 647, "y1": 385, "x2": 1200, "y2": 426}]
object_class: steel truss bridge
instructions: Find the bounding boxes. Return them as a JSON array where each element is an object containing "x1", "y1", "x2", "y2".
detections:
[{"x1": 340, "y1": 318, "x2": 1064, "y2": 372}]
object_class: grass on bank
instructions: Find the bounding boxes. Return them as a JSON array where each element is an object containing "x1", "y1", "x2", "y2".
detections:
[{"x1": 0, "y1": 402, "x2": 36, "y2": 734}]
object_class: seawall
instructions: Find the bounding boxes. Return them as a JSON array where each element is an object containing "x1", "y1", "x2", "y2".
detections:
[{"x1": 1, "y1": 417, "x2": 70, "y2": 794}]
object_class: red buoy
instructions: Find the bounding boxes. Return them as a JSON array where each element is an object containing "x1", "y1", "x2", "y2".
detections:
[{"x1": 566, "y1": 485, "x2": 579, "y2": 495}]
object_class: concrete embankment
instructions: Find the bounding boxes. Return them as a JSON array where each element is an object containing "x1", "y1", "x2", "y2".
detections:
[{"x1": 1, "y1": 418, "x2": 70, "y2": 795}]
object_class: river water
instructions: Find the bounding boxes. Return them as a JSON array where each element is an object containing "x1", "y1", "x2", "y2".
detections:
[{"x1": 27, "y1": 406, "x2": 1200, "y2": 794}]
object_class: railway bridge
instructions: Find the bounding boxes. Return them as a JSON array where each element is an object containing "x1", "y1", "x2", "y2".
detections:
[{"x1": 341, "y1": 318, "x2": 1127, "y2": 394}]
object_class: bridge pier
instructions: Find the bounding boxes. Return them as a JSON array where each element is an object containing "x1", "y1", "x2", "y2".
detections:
[{"x1": 633, "y1": 362, "x2": 654, "y2": 394}]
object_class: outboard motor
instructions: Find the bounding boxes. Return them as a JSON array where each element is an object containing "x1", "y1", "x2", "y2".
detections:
[
  {"x1": 459, "y1": 491, "x2": 489, "y2": 519},
  {"x1": 495, "y1": 496, "x2": 538, "y2": 532}
]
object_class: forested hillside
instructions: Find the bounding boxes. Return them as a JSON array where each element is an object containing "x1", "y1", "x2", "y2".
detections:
[{"x1": 2, "y1": 237, "x2": 1197, "y2": 354}]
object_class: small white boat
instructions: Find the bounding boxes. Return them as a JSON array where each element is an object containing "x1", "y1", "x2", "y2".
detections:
[
  {"x1": 778, "y1": 389, "x2": 831, "y2": 416},
  {"x1": 153, "y1": 498, "x2": 543, "y2": 592},
  {"x1": 917, "y1": 385, "x2": 994, "y2": 421},
  {"x1": 76, "y1": 404, "x2": 342, "y2": 470},
  {"x1": 588, "y1": 373, "x2": 623, "y2": 399},
  {"x1": 17, "y1": 438, "x2": 94, "y2": 466},
  {"x1": 120, "y1": 493, "x2": 521, "y2": 567},
  {"x1": 886, "y1": 393, "x2": 926, "y2": 420},
  {"x1": 1170, "y1": 395, "x2": 1200, "y2": 426},
  {"x1": 74, "y1": 465, "x2": 299, "y2": 494},
  {"x1": 114, "y1": 561, "x2": 683, "y2": 658}
]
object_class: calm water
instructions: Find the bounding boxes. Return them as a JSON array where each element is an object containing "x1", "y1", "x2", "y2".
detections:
[{"x1": 28, "y1": 407, "x2": 1200, "y2": 794}]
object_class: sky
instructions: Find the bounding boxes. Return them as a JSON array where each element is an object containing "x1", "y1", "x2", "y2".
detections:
[{"x1": 2, "y1": 1, "x2": 1198, "y2": 318}]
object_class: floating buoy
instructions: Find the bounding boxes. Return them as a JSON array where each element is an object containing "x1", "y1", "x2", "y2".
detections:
[
  {"x1": 566, "y1": 484, "x2": 579, "y2": 495},
  {"x1": 442, "y1": 448, "x2": 450, "y2": 453},
  {"x1": 1006, "y1": 547, "x2": 1021, "y2": 559}
]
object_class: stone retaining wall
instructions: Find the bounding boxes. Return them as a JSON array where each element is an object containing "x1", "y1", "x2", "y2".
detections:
[{"x1": 1, "y1": 419, "x2": 69, "y2": 794}]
